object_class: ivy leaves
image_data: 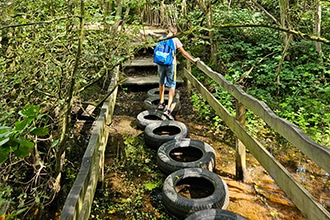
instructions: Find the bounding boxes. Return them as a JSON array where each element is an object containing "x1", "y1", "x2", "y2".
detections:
[{"x1": 0, "y1": 105, "x2": 49, "y2": 164}]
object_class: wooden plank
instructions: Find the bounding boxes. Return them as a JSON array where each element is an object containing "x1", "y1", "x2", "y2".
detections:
[
  {"x1": 81, "y1": 105, "x2": 96, "y2": 117},
  {"x1": 79, "y1": 67, "x2": 119, "y2": 219},
  {"x1": 183, "y1": 68, "x2": 330, "y2": 220},
  {"x1": 123, "y1": 57, "x2": 156, "y2": 67},
  {"x1": 139, "y1": 28, "x2": 166, "y2": 38},
  {"x1": 79, "y1": 123, "x2": 102, "y2": 220},
  {"x1": 123, "y1": 75, "x2": 184, "y2": 86},
  {"x1": 60, "y1": 67, "x2": 120, "y2": 220},
  {"x1": 195, "y1": 61, "x2": 330, "y2": 174},
  {"x1": 235, "y1": 101, "x2": 246, "y2": 181}
]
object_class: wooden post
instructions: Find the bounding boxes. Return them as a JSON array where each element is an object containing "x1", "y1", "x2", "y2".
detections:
[
  {"x1": 186, "y1": 60, "x2": 192, "y2": 95},
  {"x1": 235, "y1": 100, "x2": 246, "y2": 181}
]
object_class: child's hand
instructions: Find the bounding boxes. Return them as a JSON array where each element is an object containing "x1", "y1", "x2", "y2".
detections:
[{"x1": 193, "y1": 57, "x2": 200, "y2": 63}]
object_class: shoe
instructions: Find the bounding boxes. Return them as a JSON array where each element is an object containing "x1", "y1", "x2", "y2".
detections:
[
  {"x1": 157, "y1": 102, "x2": 165, "y2": 110},
  {"x1": 164, "y1": 108, "x2": 174, "y2": 120}
]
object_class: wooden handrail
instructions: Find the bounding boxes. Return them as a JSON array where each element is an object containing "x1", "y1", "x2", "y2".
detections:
[
  {"x1": 183, "y1": 62, "x2": 330, "y2": 220},
  {"x1": 196, "y1": 61, "x2": 330, "y2": 174}
]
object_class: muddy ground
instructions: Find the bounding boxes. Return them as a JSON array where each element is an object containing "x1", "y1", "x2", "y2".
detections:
[{"x1": 87, "y1": 81, "x2": 326, "y2": 220}]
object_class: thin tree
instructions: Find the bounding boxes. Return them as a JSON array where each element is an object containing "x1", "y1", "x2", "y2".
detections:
[
  {"x1": 195, "y1": 0, "x2": 218, "y2": 66},
  {"x1": 314, "y1": 0, "x2": 322, "y2": 55},
  {"x1": 276, "y1": 0, "x2": 292, "y2": 86}
]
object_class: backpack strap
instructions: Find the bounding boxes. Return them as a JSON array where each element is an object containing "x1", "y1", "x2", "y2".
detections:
[
  {"x1": 169, "y1": 38, "x2": 177, "y2": 80},
  {"x1": 169, "y1": 38, "x2": 176, "y2": 53}
]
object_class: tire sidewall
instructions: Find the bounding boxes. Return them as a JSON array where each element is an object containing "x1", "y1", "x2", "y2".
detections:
[
  {"x1": 136, "y1": 109, "x2": 168, "y2": 130},
  {"x1": 185, "y1": 209, "x2": 247, "y2": 220},
  {"x1": 162, "y1": 168, "x2": 229, "y2": 218},
  {"x1": 157, "y1": 138, "x2": 216, "y2": 174},
  {"x1": 144, "y1": 121, "x2": 189, "y2": 149}
]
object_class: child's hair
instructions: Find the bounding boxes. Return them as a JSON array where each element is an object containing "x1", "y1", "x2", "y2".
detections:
[{"x1": 167, "y1": 26, "x2": 177, "y2": 34}]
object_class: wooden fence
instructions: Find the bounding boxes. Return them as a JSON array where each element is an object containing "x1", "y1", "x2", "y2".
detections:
[
  {"x1": 59, "y1": 59, "x2": 329, "y2": 219},
  {"x1": 183, "y1": 61, "x2": 330, "y2": 220},
  {"x1": 60, "y1": 67, "x2": 119, "y2": 220}
]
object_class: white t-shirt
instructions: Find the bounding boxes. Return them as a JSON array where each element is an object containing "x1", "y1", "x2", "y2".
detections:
[{"x1": 173, "y1": 37, "x2": 183, "y2": 50}]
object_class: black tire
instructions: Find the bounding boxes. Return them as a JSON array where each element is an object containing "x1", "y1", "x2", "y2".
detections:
[
  {"x1": 157, "y1": 138, "x2": 216, "y2": 175},
  {"x1": 136, "y1": 109, "x2": 168, "y2": 130},
  {"x1": 144, "y1": 121, "x2": 189, "y2": 149},
  {"x1": 185, "y1": 209, "x2": 247, "y2": 220},
  {"x1": 143, "y1": 96, "x2": 181, "y2": 114},
  {"x1": 162, "y1": 168, "x2": 229, "y2": 218},
  {"x1": 147, "y1": 87, "x2": 180, "y2": 99}
]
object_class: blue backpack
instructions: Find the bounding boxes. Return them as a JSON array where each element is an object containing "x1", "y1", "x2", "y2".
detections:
[{"x1": 153, "y1": 38, "x2": 176, "y2": 66}]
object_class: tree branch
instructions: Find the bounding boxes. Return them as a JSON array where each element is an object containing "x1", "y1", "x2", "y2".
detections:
[
  {"x1": 249, "y1": 0, "x2": 281, "y2": 26},
  {"x1": 0, "y1": 16, "x2": 78, "y2": 30},
  {"x1": 237, "y1": 51, "x2": 278, "y2": 84},
  {"x1": 210, "y1": 23, "x2": 330, "y2": 45}
]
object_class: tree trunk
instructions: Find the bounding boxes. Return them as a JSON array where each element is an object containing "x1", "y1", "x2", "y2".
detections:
[
  {"x1": 160, "y1": 0, "x2": 165, "y2": 26},
  {"x1": 144, "y1": 0, "x2": 151, "y2": 25},
  {"x1": 276, "y1": 34, "x2": 292, "y2": 86},
  {"x1": 55, "y1": 0, "x2": 85, "y2": 174},
  {"x1": 195, "y1": 0, "x2": 217, "y2": 66},
  {"x1": 277, "y1": 0, "x2": 291, "y2": 85},
  {"x1": 104, "y1": 0, "x2": 113, "y2": 33},
  {"x1": 207, "y1": 1, "x2": 217, "y2": 66},
  {"x1": 111, "y1": 0, "x2": 122, "y2": 34},
  {"x1": 121, "y1": 4, "x2": 130, "y2": 27},
  {"x1": 182, "y1": 0, "x2": 187, "y2": 17},
  {"x1": 279, "y1": 0, "x2": 290, "y2": 45},
  {"x1": 314, "y1": 0, "x2": 322, "y2": 55}
]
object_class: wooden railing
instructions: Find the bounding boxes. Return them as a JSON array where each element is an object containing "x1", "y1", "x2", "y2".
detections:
[
  {"x1": 60, "y1": 67, "x2": 119, "y2": 220},
  {"x1": 183, "y1": 61, "x2": 330, "y2": 220},
  {"x1": 59, "y1": 58, "x2": 329, "y2": 219}
]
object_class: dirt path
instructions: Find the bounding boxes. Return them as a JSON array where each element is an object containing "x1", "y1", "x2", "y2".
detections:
[{"x1": 89, "y1": 84, "x2": 307, "y2": 220}]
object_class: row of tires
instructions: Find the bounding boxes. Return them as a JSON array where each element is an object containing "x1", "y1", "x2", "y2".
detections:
[{"x1": 135, "y1": 88, "x2": 247, "y2": 219}]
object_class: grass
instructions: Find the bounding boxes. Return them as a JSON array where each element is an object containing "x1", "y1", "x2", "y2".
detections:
[{"x1": 90, "y1": 133, "x2": 173, "y2": 220}]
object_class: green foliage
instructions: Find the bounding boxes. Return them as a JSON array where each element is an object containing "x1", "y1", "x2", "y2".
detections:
[
  {"x1": 0, "y1": 0, "x2": 143, "y2": 217},
  {"x1": 191, "y1": 92, "x2": 212, "y2": 120},
  {"x1": 0, "y1": 184, "x2": 11, "y2": 216},
  {"x1": 190, "y1": 87, "x2": 234, "y2": 132},
  {"x1": 0, "y1": 105, "x2": 48, "y2": 164},
  {"x1": 0, "y1": 183, "x2": 28, "y2": 219},
  {"x1": 122, "y1": 134, "x2": 147, "y2": 166},
  {"x1": 91, "y1": 134, "x2": 171, "y2": 219},
  {"x1": 0, "y1": 0, "x2": 329, "y2": 218},
  {"x1": 183, "y1": 2, "x2": 330, "y2": 147}
]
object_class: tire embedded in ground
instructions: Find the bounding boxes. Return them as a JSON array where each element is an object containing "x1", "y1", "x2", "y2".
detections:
[
  {"x1": 143, "y1": 96, "x2": 181, "y2": 114},
  {"x1": 185, "y1": 209, "x2": 247, "y2": 220},
  {"x1": 136, "y1": 109, "x2": 168, "y2": 130},
  {"x1": 147, "y1": 87, "x2": 180, "y2": 99},
  {"x1": 162, "y1": 168, "x2": 229, "y2": 219},
  {"x1": 157, "y1": 138, "x2": 216, "y2": 174},
  {"x1": 144, "y1": 120, "x2": 189, "y2": 149}
]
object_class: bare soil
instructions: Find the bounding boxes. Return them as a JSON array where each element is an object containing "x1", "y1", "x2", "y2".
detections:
[{"x1": 89, "y1": 83, "x2": 323, "y2": 220}]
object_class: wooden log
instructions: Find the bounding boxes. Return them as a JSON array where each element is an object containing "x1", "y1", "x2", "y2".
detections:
[
  {"x1": 186, "y1": 60, "x2": 192, "y2": 96},
  {"x1": 235, "y1": 101, "x2": 246, "y2": 181}
]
